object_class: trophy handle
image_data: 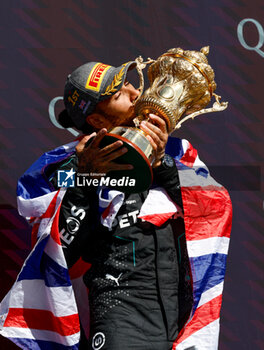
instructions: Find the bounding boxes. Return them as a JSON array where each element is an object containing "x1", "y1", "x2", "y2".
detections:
[
  {"x1": 175, "y1": 93, "x2": 228, "y2": 130},
  {"x1": 134, "y1": 56, "x2": 155, "y2": 98}
]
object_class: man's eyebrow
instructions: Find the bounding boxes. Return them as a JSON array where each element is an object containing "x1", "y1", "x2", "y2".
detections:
[{"x1": 114, "y1": 91, "x2": 121, "y2": 99}]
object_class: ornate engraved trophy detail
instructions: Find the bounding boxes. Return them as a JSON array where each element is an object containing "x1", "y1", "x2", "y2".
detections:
[
  {"x1": 134, "y1": 46, "x2": 228, "y2": 131},
  {"x1": 102, "y1": 46, "x2": 228, "y2": 193}
]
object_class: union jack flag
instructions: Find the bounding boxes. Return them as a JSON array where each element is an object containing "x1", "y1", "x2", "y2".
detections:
[
  {"x1": 139, "y1": 137, "x2": 232, "y2": 350},
  {"x1": 0, "y1": 136, "x2": 232, "y2": 350}
]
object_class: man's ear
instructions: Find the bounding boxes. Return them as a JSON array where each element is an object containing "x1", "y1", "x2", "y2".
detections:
[{"x1": 86, "y1": 113, "x2": 109, "y2": 130}]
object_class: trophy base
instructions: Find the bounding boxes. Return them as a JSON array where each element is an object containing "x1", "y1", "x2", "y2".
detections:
[{"x1": 100, "y1": 127, "x2": 153, "y2": 193}]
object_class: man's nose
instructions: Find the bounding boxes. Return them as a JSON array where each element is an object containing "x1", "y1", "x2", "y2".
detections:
[{"x1": 129, "y1": 85, "x2": 140, "y2": 102}]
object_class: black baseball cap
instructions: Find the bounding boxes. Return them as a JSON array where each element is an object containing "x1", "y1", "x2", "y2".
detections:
[{"x1": 62, "y1": 61, "x2": 137, "y2": 130}]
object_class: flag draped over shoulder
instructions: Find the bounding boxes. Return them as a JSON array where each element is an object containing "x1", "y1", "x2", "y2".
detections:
[
  {"x1": 169, "y1": 138, "x2": 232, "y2": 350},
  {"x1": 139, "y1": 137, "x2": 232, "y2": 350},
  {"x1": 0, "y1": 142, "x2": 81, "y2": 350},
  {"x1": 0, "y1": 137, "x2": 232, "y2": 350}
]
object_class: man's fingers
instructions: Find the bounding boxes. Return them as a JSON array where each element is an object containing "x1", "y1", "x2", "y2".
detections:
[
  {"x1": 99, "y1": 140, "x2": 124, "y2": 156},
  {"x1": 140, "y1": 121, "x2": 161, "y2": 145},
  {"x1": 145, "y1": 134, "x2": 157, "y2": 151},
  {"x1": 76, "y1": 133, "x2": 96, "y2": 153},
  {"x1": 102, "y1": 146, "x2": 128, "y2": 162},
  {"x1": 148, "y1": 114, "x2": 168, "y2": 133},
  {"x1": 89, "y1": 128, "x2": 107, "y2": 148},
  {"x1": 88, "y1": 132, "x2": 126, "y2": 160}
]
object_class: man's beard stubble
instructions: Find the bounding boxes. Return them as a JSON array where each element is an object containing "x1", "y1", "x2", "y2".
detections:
[{"x1": 96, "y1": 105, "x2": 136, "y2": 129}]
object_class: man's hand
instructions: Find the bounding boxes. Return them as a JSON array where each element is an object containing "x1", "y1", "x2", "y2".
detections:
[
  {"x1": 76, "y1": 128, "x2": 133, "y2": 175},
  {"x1": 140, "y1": 114, "x2": 168, "y2": 168}
]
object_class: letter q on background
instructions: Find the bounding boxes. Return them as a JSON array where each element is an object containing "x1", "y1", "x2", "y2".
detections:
[
  {"x1": 237, "y1": 18, "x2": 264, "y2": 58},
  {"x1": 48, "y1": 96, "x2": 80, "y2": 137}
]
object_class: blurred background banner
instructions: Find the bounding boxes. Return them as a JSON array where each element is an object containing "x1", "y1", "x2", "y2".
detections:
[{"x1": 0, "y1": 1, "x2": 263, "y2": 349}]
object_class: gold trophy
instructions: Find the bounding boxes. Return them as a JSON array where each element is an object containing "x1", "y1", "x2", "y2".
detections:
[{"x1": 100, "y1": 46, "x2": 228, "y2": 193}]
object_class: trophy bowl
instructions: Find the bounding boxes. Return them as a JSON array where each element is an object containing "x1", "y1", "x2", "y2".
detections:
[{"x1": 102, "y1": 46, "x2": 228, "y2": 193}]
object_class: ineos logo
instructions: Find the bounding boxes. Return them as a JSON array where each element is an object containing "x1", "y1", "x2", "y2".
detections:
[
  {"x1": 92, "y1": 332, "x2": 105, "y2": 350},
  {"x1": 237, "y1": 18, "x2": 264, "y2": 58},
  {"x1": 66, "y1": 217, "x2": 80, "y2": 234},
  {"x1": 59, "y1": 205, "x2": 86, "y2": 246}
]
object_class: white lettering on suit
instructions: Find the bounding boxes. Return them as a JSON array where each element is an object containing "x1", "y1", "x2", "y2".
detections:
[
  {"x1": 60, "y1": 205, "x2": 86, "y2": 246},
  {"x1": 111, "y1": 210, "x2": 140, "y2": 229}
]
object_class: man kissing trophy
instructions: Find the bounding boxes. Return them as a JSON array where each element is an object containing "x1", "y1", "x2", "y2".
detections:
[{"x1": 101, "y1": 46, "x2": 228, "y2": 192}]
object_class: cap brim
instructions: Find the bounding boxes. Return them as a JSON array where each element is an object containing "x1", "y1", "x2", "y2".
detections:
[
  {"x1": 99, "y1": 61, "x2": 137, "y2": 101},
  {"x1": 120, "y1": 61, "x2": 137, "y2": 82}
]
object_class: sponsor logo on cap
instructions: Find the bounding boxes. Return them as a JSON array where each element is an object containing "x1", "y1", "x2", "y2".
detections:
[
  {"x1": 79, "y1": 99, "x2": 91, "y2": 114},
  {"x1": 102, "y1": 62, "x2": 129, "y2": 96},
  {"x1": 86, "y1": 63, "x2": 111, "y2": 92},
  {"x1": 68, "y1": 90, "x2": 80, "y2": 107}
]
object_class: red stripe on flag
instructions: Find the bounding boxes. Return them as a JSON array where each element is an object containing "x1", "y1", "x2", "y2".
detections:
[
  {"x1": 181, "y1": 186, "x2": 232, "y2": 241},
  {"x1": 29, "y1": 216, "x2": 36, "y2": 223},
  {"x1": 4, "y1": 308, "x2": 80, "y2": 336},
  {"x1": 30, "y1": 191, "x2": 63, "y2": 247},
  {"x1": 180, "y1": 143, "x2": 198, "y2": 168},
  {"x1": 31, "y1": 223, "x2": 40, "y2": 248},
  {"x1": 173, "y1": 294, "x2": 222, "y2": 347},
  {"x1": 139, "y1": 212, "x2": 175, "y2": 227},
  {"x1": 50, "y1": 202, "x2": 62, "y2": 245},
  {"x1": 41, "y1": 191, "x2": 60, "y2": 219},
  {"x1": 101, "y1": 204, "x2": 111, "y2": 219},
  {"x1": 69, "y1": 258, "x2": 91, "y2": 280}
]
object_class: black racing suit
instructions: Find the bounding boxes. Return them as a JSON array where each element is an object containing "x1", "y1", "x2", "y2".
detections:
[{"x1": 49, "y1": 154, "x2": 192, "y2": 350}]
